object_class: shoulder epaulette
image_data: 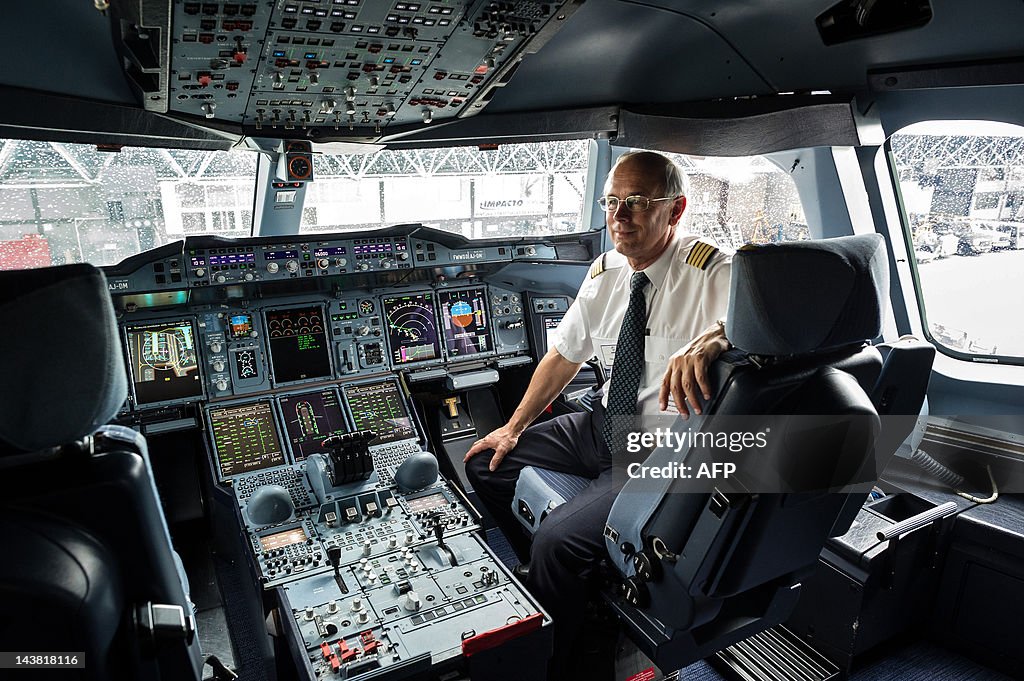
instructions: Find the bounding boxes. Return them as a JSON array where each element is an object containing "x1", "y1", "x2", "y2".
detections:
[
  {"x1": 589, "y1": 253, "x2": 607, "y2": 279},
  {"x1": 685, "y1": 240, "x2": 719, "y2": 271}
]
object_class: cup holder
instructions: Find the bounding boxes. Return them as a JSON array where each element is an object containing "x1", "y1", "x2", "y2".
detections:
[{"x1": 866, "y1": 493, "x2": 936, "y2": 523}]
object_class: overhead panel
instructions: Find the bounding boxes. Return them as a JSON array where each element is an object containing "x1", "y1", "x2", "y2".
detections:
[{"x1": 167, "y1": 0, "x2": 582, "y2": 140}]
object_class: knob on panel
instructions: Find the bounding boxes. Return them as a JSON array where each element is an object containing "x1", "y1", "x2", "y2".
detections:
[{"x1": 267, "y1": 262, "x2": 280, "y2": 274}]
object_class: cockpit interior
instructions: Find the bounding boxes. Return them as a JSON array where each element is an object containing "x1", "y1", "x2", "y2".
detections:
[{"x1": 0, "y1": 1, "x2": 1022, "y2": 681}]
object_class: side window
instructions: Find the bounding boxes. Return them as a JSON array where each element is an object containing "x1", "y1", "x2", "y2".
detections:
[
  {"x1": 891, "y1": 122, "x2": 1024, "y2": 359},
  {"x1": 661, "y1": 152, "x2": 807, "y2": 250}
]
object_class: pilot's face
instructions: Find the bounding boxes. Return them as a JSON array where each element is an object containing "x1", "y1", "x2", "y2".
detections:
[{"x1": 604, "y1": 157, "x2": 685, "y2": 267}]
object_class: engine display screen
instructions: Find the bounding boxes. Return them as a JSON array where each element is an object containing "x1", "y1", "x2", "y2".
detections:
[
  {"x1": 125, "y1": 319, "x2": 204, "y2": 406},
  {"x1": 259, "y1": 527, "x2": 308, "y2": 551},
  {"x1": 265, "y1": 306, "x2": 332, "y2": 383},
  {"x1": 343, "y1": 380, "x2": 416, "y2": 446},
  {"x1": 382, "y1": 292, "x2": 441, "y2": 365},
  {"x1": 279, "y1": 390, "x2": 349, "y2": 461},
  {"x1": 210, "y1": 401, "x2": 286, "y2": 478},
  {"x1": 438, "y1": 287, "x2": 492, "y2": 360}
]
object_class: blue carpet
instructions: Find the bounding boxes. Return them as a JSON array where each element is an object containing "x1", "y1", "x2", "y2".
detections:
[
  {"x1": 678, "y1": 661, "x2": 727, "y2": 680},
  {"x1": 850, "y1": 640, "x2": 1012, "y2": 681},
  {"x1": 486, "y1": 526, "x2": 520, "y2": 569}
]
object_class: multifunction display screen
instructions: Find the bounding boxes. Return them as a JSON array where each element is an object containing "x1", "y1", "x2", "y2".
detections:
[
  {"x1": 279, "y1": 390, "x2": 349, "y2": 461},
  {"x1": 382, "y1": 292, "x2": 441, "y2": 365},
  {"x1": 438, "y1": 287, "x2": 491, "y2": 359},
  {"x1": 406, "y1": 492, "x2": 447, "y2": 515},
  {"x1": 125, "y1": 319, "x2": 204, "y2": 406},
  {"x1": 343, "y1": 380, "x2": 416, "y2": 446},
  {"x1": 210, "y1": 401, "x2": 286, "y2": 478},
  {"x1": 265, "y1": 306, "x2": 331, "y2": 383},
  {"x1": 259, "y1": 527, "x2": 308, "y2": 551}
]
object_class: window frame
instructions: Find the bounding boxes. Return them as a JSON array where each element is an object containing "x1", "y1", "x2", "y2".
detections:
[{"x1": 884, "y1": 132, "x2": 1023, "y2": 366}]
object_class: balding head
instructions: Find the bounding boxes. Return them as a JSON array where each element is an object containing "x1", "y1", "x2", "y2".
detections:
[{"x1": 605, "y1": 151, "x2": 687, "y2": 198}]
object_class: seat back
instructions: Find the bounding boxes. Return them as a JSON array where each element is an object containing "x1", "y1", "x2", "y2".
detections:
[
  {"x1": 604, "y1": 234, "x2": 893, "y2": 670},
  {"x1": 0, "y1": 264, "x2": 202, "y2": 681}
]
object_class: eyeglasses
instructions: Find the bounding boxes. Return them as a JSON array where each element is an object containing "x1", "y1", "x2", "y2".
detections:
[{"x1": 597, "y1": 194, "x2": 679, "y2": 213}]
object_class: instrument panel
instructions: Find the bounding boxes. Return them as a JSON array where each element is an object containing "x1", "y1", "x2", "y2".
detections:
[
  {"x1": 107, "y1": 229, "x2": 565, "y2": 408},
  {"x1": 106, "y1": 228, "x2": 563, "y2": 680},
  {"x1": 162, "y1": 0, "x2": 584, "y2": 140},
  {"x1": 185, "y1": 280, "x2": 524, "y2": 404}
]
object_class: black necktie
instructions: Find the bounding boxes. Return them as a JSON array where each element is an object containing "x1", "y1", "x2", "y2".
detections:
[{"x1": 603, "y1": 271, "x2": 649, "y2": 456}]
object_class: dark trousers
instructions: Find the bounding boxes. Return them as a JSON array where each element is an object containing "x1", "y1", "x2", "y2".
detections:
[{"x1": 465, "y1": 405, "x2": 624, "y2": 679}]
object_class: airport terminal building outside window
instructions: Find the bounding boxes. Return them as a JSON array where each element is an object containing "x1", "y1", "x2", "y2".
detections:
[{"x1": 891, "y1": 121, "x2": 1024, "y2": 359}]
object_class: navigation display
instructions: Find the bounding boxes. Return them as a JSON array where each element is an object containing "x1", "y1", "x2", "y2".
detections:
[
  {"x1": 343, "y1": 380, "x2": 417, "y2": 446},
  {"x1": 438, "y1": 287, "x2": 492, "y2": 360},
  {"x1": 125, "y1": 319, "x2": 204, "y2": 406},
  {"x1": 265, "y1": 306, "x2": 332, "y2": 383},
  {"x1": 209, "y1": 401, "x2": 286, "y2": 478},
  {"x1": 279, "y1": 390, "x2": 349, "y2": 461},
  {"x1": 382, "y1": 292, "x2": 441, "y2": 365}
]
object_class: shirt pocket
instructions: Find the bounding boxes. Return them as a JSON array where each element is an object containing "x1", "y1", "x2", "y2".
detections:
[
  {"x1": 644, "y1": 335, "x2": 691, "y2": 366},
  {"x1": 592, "y1": 336, "x2": 617, "y2": 370}
]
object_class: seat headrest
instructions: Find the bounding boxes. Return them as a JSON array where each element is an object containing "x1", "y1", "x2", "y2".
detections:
[
  {"x1": 0, "y1": 264, "x2": 127, "y2": 453},
  {"x1": 726, "y1": 234, "x2": 889, "y2": 356}
]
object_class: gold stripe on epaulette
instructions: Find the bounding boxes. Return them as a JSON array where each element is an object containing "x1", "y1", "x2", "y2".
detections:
[
  {"x1": 589, "y1": 252, "x2": 607, "y2": 279},
  {"x1": 686, "y1": 241, "x2": 718, "y2": 270}
]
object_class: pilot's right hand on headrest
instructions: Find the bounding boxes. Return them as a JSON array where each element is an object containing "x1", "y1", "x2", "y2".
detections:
[{"x1": 660, "y1": 320, "x2": 730, "y2": 419}]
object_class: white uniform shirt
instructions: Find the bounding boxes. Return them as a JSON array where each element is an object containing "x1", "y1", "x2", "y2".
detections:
[{"x1": 552, "y1": 232, "x2": 732, "y2": 416}]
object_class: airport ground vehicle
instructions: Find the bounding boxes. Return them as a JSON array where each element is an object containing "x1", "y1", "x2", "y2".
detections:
[{"x1": 1, "y1": 2, "x2": 1022, "y2": 681}]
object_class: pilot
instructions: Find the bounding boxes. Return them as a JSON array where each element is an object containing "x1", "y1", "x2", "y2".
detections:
[{"x1": 464, "y1": 150, "x2": 732, "y2": 677}]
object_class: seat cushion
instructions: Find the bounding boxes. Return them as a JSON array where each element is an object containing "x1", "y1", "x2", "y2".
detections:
[{"x1": 512, "y1": 466, "x2": 591, "y2": 535}]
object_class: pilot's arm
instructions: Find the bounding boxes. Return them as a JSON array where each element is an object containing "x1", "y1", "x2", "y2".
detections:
[{"x1": 463, "y1": 345, "x2": 583, "y2": 471}]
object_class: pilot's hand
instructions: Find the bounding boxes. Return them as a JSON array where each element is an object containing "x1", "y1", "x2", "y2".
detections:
[
  {"x1": 464, "y1": 424, "x2": 521, "y2": 472},
  {"x1": 659, "y1": 321, "x2": 730, "y2": 418}
]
